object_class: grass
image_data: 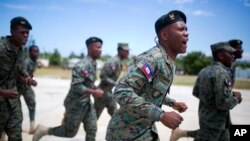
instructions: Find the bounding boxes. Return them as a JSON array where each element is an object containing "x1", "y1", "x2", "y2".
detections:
[
  {"x1": 35, "y1": 67, "x2": 250, "y2": 90},
  {"x1": 173, "y1": 75, "x2": 250, "y2": 90},
  {"x1": 35, "y1": 66, "x2": 72, "y2": 79}
]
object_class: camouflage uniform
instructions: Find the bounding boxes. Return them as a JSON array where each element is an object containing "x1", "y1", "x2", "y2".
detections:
[
  {"x1": 193, "y1": 61, "x2": 239, "y2": 141},
  {"x1": 17, "y1": 57, "x2": 37, "y2": 122},
  {"x1": 0, "y1": 36, "x2": 28, "y2": 141},
  {"x1": 106, "y1": 44, "x2": 176, "y2": 141},
  {"x1": 94, "y1": 56, "x2": 122, "y2": 119},
  {"x1": 48, "y1": 56, "x2": 97, "y2": 141}
]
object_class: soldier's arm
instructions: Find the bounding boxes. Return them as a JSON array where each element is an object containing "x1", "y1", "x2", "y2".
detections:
[
  {"x1": 113, "y1": 60, "x2": 164, "y2": 122},
  {"x1": 214, "y1": 74, "x2": 239, "y2": 110},
  {"x1": 163, "y1": 96, "x2": 187, "y2": 113},
  {"x1": 70, "y1": 65, "x2": 103, "y2": 97},
  {"x1": 162, "y1": 96, "x2": 176, "y2": 107},
  {"x1": 100, "y1": 63, "x2": 116, "y2": 85},
  {"x1": 192, "y1": 77, "x2": 200, "y2": 98},
  {"x1": 0, "y1": 89, "x2": 19, "y2": 99}
]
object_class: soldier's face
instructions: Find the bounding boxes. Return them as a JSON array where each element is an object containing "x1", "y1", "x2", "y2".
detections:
[
  {"x1": 165, "y1": 21, "x2": 189, "y2": 54},
  {"x1": 119, "y1": 50, "x2": 129, "y2": 60},
  {"x1": 233, "y1": 45, "x2": 243, "y2": 60},
  {"x1": 30, "y1": 47, "x2": 40, "y2": 60},
  {"x1": 220, "y1": 50, "x2": 235, "y2": 68},
  {"x1": 88, "y1": 42, "x2": 102, "y2": 59},
  {"x1": 11, "y1": 25, "x2": 30, "y2": 46}
]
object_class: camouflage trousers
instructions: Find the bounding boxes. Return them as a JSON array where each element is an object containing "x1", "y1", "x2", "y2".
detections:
[
  {"x1": 48, "y1": 102, "x2": 97, "y2": 141},
  {"x1": 21, "y1": 86, "x2": 36, "y2": 121},
  {"x1": 106, "y1": 128, "x2": 159, "y2": 141},
  {"x1": 194, "y1": 127, "x2": 229, "y2": 141},
  {"x1": 0, "y1": 98, "x2": 23, "y2": 141},
  {"x1": 94, "y1": 91, "x2": 117, "y2": 119}
]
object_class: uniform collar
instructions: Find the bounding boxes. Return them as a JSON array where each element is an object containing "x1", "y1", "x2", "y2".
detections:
[
  {"x1": 213, "y1": 61, "x2": 231, "y2": 71},
  {"x1": 157, "y1": 42, "x2": 175, "y2": 67},
  {"x1": 3, "y1": 36, "x2": 23, "y2": 54},
  {"x1": 87, "y1": 55, "x2": 97, "y2": 66}
]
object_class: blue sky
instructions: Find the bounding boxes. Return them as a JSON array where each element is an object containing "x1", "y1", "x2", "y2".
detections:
[{"x1": 1, "y1": 0, "x2": 250, "y2": 60}]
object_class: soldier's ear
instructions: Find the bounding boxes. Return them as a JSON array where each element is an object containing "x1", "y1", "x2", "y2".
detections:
[
  {"x1": 218, "y1": 52, "x2": 224, "y2": 61},
  {"x1": 159, "y1": 31, "x2": 168, "y2": 41}
]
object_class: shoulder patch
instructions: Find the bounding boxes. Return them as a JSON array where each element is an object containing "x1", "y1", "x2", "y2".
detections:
[
  {"x1": 141, "y1": 63, "x2": 154, "y2": 81},
  {"x1": 82, "y1": 70, "x2": 89, "y2": 77},
  {"x1": 111, "y1": 64, "x2": 116, "y2": 72},
  {"x1": 224, "y1": 78, "x2": 232, "y2": 87}
]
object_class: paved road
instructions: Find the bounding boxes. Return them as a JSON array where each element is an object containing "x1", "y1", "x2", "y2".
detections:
[{"x1": 17, "y1": 77, "x2": 250, "y2": 141}]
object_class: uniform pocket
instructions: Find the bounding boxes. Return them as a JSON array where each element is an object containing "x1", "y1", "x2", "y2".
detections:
[{"x1": 152, "y1": 74, "x2": 170, "y2": 97}]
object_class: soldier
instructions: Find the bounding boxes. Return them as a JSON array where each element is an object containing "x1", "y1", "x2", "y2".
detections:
[
  {"x1": 0, "y1": 16, "x2": 35, "y2": 141},
  {"x1": 105, "y1": 10, "x2": 189, "y2": 141},
  {"x1": 171, "y1": 42, "x2": 242, "y2": 141},
  {"x1": 17, "y1": 45, "x2": 40, "y2": 134},
  {"x1": 32, "y1": 37, "x2": 104, "y2": 141},
  {"x1": 170, "y1": 40, "x2": 244, "y2": 141},
  {"x1": 94, "y1": 43, "x2": 129, "y2": 119},
  {"x1": 228, "y1": 39, "x2": 244, "y2": 84}
]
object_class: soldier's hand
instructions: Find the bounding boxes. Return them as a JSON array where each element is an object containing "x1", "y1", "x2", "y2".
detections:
[
  {"x1": 26, "y1": 77, "x2": 35, "y2": 86},
  {"x1": 160, "y1": 111, "x2": 183, "y2": 129},
  {"x1": 29, "y1": 79, "x2": 37, "y2": 86},
  {"x1": 92, "y1": 88, "x2": 104, "y2": 98},
  {"x1": 0, "y1": 89, "x2": 19, "y2": 99},
  {"x1": 172, "y1": 102, "x2": 188, "y2": 113},
  {"x1": 233, "y1": 91, "x2": 242, "y2": 104},
  {"x1": 18, "y1": 75, "x2": 28, "y2": 85}
]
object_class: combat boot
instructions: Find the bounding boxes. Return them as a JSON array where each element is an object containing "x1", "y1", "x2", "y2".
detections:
[
  {"x1": 29, "y1": 121, "x2": 36, "y2": 134},
  {"x1": 169, "y1": 128, "x2": 187, "y2": 141},
  {"x1": 32, "y1": 124, "x2": 49, "y2": 141},
  {"x1": 0, "y1": 132, "x2": 6, "y2": 141}
]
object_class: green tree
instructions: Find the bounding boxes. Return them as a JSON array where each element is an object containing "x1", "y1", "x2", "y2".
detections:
[
  {"x1": 236, "y1": 60, "x2": 250, "y2": 69},
  {"x1": 182, "y1": 51, "x2": 212, "y2": 75},
  {"x1": 69, "y1": 52, "x2": 78, "y2": 59},
  {"x1": 100, "y1": 55, "x2": 111, "y2": 62},
  {"x1": 49, "y1": 49, "x2": 61, "y2": 66}
]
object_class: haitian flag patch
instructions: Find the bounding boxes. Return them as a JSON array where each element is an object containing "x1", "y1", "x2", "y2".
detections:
[
  {"x1": 224, "y1": 78, "x2": 232, "y2": 87},
  {"x1": 82, "y1": 70, "x2": 89, "y2": 77},
  {"x1": 141, "y1": 63, "x2": 154, "y2": 81}
]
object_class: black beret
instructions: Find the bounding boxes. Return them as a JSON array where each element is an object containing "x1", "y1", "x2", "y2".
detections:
[
  {"x1": 85, "y1": 37, "x2": 103, "y2": 47},
  {"x1": 10, "y1": 16, "x2": 32, "y2": 30},
  {"x1": 155, "y1": 10, "x2": 186, "y2": 34},
  {"x1": 118, "y1": 43, "x2": 129, "y2": 51},
  {"x1": 228, "y1": 39, "x2": 243, "y2": 48}
]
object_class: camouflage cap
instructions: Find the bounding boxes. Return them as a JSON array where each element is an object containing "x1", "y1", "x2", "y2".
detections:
[
  {"x1": 228, "y1": 39, "x2": 243, "y2": 48},
  {"x1": 85, "y1": 36, "x2": 103, "y2": 46},
  {"x1": 210, "y1": 42, "x2": 236, "y2": 53},
  {"x1": 117, "y1": 43, "x2": 129, "y2": 51},
  {"x1": 155, "y1": 10, "x2": 186, "y2": 34},
  {"x1": 10, "y1": 16, "x2": 32, "y2": 30}
]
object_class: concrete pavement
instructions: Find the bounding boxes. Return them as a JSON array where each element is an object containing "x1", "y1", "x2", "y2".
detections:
[{"x1": 18, "y1": 77, "x2": 250, "y2": 141}]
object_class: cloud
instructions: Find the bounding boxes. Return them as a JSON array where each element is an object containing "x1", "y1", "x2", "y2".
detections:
[
  {"x1": 156, "y1": 0, "x2": 195, "y2": 4},
  {"x1": 72, "y1": 0, "x2": 108, "y2": 4},
  {"x1": 173, "y1": 0, "x2": 195, "y2": 4},
  {"x1": 0, "y1": 3, "x2": 33, "y2": 10},
  {"x1": 192, "y1": 10, "x2": 214, "y2": 16},
  {"x1": 46, "y1": 5, "x2": 65, "y2": 11},
  {"x1": 243, "y1": 0, "x2": 250, "y2": 6}
]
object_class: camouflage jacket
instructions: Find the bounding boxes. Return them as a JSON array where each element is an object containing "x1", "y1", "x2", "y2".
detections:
[
  {"x1": 193, "y1": 61, "x2": 238, "y2": 129},
  {"x1": 106, "y1": 44, "x2": 175, "y2": 140},
  {"x1": 23, "y1": 57, "x2": 38, "y2": 78},
  {"x1": 0, "y1": 36, "x2": 28, "y2": 105},
  {"x1": 98, "y1": 56, "x2": 122, "y2": 91},
  {"x1": 17, "y1": 57, "x2": 38, "y2": 93},
  {"x1": 64, "y1": 56, "x2": 97, "y2": 107}
]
